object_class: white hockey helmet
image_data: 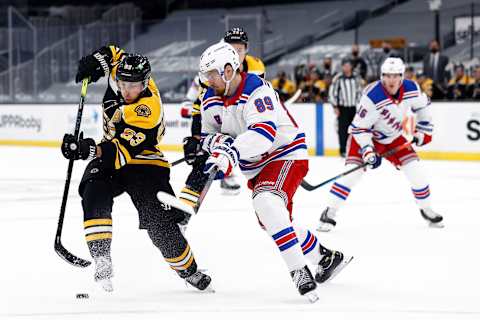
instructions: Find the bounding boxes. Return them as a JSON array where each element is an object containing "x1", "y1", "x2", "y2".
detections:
[
  {"x1": 198, "y1": 42, "x2": 240, "y2": 86},
  {"x1": 381, "y1": 57, "x2": 406, "y2": 80}
]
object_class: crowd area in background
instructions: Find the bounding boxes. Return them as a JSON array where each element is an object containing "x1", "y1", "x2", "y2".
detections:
[{"x1": 270, "y1": 40, "x2": 480, "y2": 103}]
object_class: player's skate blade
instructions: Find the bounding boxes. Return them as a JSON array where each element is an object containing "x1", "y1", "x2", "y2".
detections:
[
  {"x1": 420, "y1": 209, "x2": 444, "y2": 228},
  {"x1": 291, "y1": 266, "x2": 318, "y2": 303},
  {"x1": 315, "y1": 251, "x2": 353, "y2": 284},
  {"x1": 220, "y1": 177, "x2": 241, "y2": 195},
  {"x1": 317, "y1": 207, "x2": 336, "y2": 232},
  {"x1": 185, "y1": 271, "x2": 214, "y2": 292},
  {"x1": 305, "y1": 290, "x2": 319, "y2": 303}
]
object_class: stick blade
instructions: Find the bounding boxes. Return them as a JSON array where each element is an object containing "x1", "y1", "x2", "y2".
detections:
[
  {"x1": 300, "y1": 180, "x2": 316, "y2": 191},
  {"x1": 157, "y1": 191, "x2": 195, "y2": 216},
  {"x1": 54, "y1": 239, "x2": 91, "y2": 268}
]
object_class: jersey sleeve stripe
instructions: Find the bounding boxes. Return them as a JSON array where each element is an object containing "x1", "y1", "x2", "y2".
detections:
[{"x1": 248, "y1": 121, "x2": 277, "y2": 142}]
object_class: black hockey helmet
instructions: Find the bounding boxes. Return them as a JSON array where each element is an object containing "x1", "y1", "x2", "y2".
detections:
[
  {"x1": 224, "y1": 27, "x2": 249, "y2": 47},
  {"x1": 116, "y1": 54, "x2": 151, "y2": 88}
]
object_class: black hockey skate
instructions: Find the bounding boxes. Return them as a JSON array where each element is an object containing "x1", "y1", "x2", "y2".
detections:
[
  {"x1": 317, "y1": 207, "x2": 337, "y2": 232},
  {"x1": 315, "y1": 251, "x2": 353, "y2": 284},
  {"x1": 185, "y1": 270, "x2": 214, "y2": 292},
  {"x1": 420, "y1": 208, "x2": 444, "y2": 228},
  {"x1": 290, "y1": 266, "x2": 318, "y2": 303}
]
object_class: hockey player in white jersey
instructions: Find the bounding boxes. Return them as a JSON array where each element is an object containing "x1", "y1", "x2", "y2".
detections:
[
  {"x1": 318, "y1": 57, "x2": 444, "y2": 232},
  {"x1": 198, "y1": 42, "x2": 352, "y2": 301}
]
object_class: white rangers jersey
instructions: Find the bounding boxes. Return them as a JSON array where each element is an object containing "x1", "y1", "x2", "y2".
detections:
[
  {"x1": 350, "y1": 79, "x2": 433, "y2": 150},
  {"x1": 201, "y1": 73, "x2": 308, "y2": 179}
]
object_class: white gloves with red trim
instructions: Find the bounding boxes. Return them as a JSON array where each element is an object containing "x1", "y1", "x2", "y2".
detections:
[
  {"x1": 204, "y1": 143, "x2": 239, "y2": 177},
  {"x1": 201, "y1": 133, "x2": 234, "y2": 154}
]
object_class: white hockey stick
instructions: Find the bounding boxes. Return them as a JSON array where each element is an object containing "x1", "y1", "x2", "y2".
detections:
[
  {"x1": 284, "y1": 89, "x2": 302, "y2": 107},
  {"x1": 157, "y1": 167, "x2": 218, "y2": 217}
]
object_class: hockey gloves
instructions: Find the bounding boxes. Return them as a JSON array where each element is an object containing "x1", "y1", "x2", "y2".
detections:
[
  {"x1": 413, "y1": 121, "x2": 433, "y2": 146},
  {"x1": 61, "y1": 132, "x2": 97, "y2": 161},
  {"x1": 75, "y1": 46, "x2": 112, "y2": 83},
  {"x1": 201, "y1": 133, "x2": 234, "y2": 154},
  {"x1": 204, "y1": 143, "x2": 239, "y2": 177},
  {"x1": 361, "y1": 146, "x2": 381, "y2": 169},
  {"x1": 183, "y1": 136, "x2": 201, "y2": 165},
  {"x1": 180, "y1": 101, "x2": 193, "y2": 119}
]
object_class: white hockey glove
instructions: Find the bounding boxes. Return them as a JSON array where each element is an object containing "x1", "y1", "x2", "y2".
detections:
[
  {"x1": 204, "y1": 143, "x2": 239, "y2": 177},
  {"x1": 361, "y1": 145, "x2": 381, "y2": 169},
  {"x1": 201, "y1": 133, "x2": 234, "y2": 154}
]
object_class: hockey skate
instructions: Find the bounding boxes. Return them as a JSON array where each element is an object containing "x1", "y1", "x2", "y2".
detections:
[
  {"x1": 94, "y1": 256, "x2": 114, "y2": 292},
  {"x1": 420, "y1": 208, "x2": 444, "y2": 228},
  {"x1": 290, "y1": 266, "x2": 318, "y2": 303},
  {"x1": 317, "y1": 207, "x2": 337, "y2": 232},
  {"x1": 185, "y1": 270, "x2": 214, "y2": 292},
  {"x1": 315, "y1": 250, "x2": 353, "y2": 284},
  {"x1": 220, "y1": 175, "x2": 241, "y2": 195}
]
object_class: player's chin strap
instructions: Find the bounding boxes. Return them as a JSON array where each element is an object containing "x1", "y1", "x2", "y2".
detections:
[{"x1": 222, "y1": 72, "x2": 234, "y2": 96}]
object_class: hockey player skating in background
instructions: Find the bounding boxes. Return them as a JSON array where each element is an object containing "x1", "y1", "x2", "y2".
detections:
[
  {"x1": 318, "y1": 57, "x2": 444, "y2": 232},
  {"x1": 197, "y1": 42, "x2": 352, "y2": 302},
  {"x1": 179, "y1": 27, "x2": 265, "y2": 210},
  {"x1": 60, "y1": 45, "x2": 212, "y2": 292}
]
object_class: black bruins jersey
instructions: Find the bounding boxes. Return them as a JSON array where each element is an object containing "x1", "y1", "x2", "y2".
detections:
[{"x1": 100, "y1": 45, "x2": 168, "y2": 170}]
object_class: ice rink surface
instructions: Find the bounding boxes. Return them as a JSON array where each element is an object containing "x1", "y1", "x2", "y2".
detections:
[{"x1": 1, "y1": 146, "x2": 479, "y2": 320}]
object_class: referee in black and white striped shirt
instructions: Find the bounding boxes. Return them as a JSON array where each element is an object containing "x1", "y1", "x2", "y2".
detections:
[{"x1": 329, "y1": 58, "x2": 363, "y2": 157}]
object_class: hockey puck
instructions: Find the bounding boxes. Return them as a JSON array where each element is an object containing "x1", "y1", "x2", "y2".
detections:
[{"x1": 76, "y1": 293, "x2": 89, "y2": 299}]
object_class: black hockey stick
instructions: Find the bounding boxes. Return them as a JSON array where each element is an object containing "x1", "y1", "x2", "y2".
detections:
[
  {"x1": 171, "y1": 157, "x2": 186, "y2": 167},
  {"x1": 301, "y1": 139, "x2": 415, "y2": 192},
  {"x1": 54, "y1": 78, "x2": 92, "y2": 268}
]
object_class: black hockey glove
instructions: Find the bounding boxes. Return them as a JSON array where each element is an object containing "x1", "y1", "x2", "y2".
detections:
[
  {"x1": 75, "y1": 46, "x2": 112, "y2": 83},
  {"x1": 61, "y1": 132, "x2": 97, "y2": 160},
  {"x1": 183, "y1": 136, "x2": 201, "y2": 165}
]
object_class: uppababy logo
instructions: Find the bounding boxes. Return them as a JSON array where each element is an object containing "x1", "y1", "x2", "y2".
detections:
[{"x1": 0, "y1": 114, "x2": 42, "y2": 132}]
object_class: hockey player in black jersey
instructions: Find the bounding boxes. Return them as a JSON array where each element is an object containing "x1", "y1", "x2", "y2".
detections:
[{"x1": 61, "y1": 45, "x2": 212, "y2": 292}]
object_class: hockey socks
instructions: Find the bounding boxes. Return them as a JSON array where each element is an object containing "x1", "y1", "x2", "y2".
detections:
[
  {"x1": 84, "y1": 218, "x2": 112, "y2": 258},
  {"x1": 295, "y1": 228, "x2": 332, "y2": 265},
  {"x1": 326, "y1": 164, "x2": 364, "y2": 210},
  {"x1": 401, "y1": 160, "x2": 432, "y2": 209},
  {"x1": 253, "y1": 192, "x2": 308, "y2": 272},
  {"x1": 179, "y1": 187, "x2": 200, "y2": 208}
]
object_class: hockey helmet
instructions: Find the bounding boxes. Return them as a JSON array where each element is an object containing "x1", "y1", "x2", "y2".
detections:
[
  {"x1": 381, "y1": 57, "x2": 405, "y2": 80},
  {"x1": 224, "y1": 27, "x2": 249, "y2": 46},
  {"x1": 198, "y1": 42, "x2": 240, "y2": 84},
  {"x1": 116, "y1": 54, "x2": 151, "y2": 89}
]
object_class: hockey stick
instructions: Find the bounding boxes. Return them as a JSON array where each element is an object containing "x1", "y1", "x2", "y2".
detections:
[
  {"x1": 54, "y1": 78, "x2": 92, "y2": 268},
  {"x1": 157, "y1": 167, "x2": 219, "y2": 217},
  {"x1": 171, "y1": 157, "x2": 186, "y2": 167},
  {"x1": 300, "y1": 140, "x2": 415, "y2": 192},
  {"x1": 284, "y1": 89, "x2": 302, "y2": 107}
]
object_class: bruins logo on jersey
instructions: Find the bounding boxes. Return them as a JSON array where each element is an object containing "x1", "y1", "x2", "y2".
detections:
[{"x1": 134, "y1": 104, "x2": 151, "y2": 117}]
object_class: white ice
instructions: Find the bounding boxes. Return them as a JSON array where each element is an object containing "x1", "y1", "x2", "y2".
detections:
[{"x1": 1, "y1": 146, "x2": 479, "y2": 320}]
